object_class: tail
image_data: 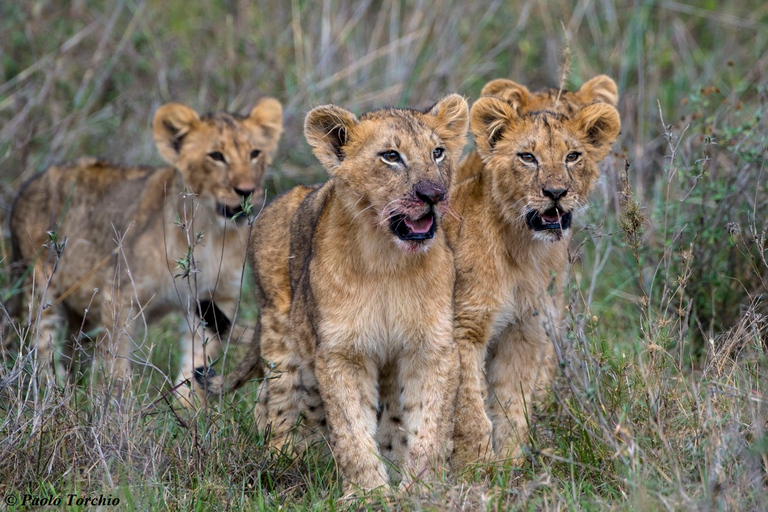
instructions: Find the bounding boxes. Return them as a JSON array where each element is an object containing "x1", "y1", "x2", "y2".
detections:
[{"x1": 193, "y1": 329, "x2": 264, "y2": 397}]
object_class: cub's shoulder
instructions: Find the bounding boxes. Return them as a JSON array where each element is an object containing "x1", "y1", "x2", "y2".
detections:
[
  {"x1": 253, "y1": 183, "x2": 325, "y2": 234},
  {"x1": 453, "y1": 151, "x2": 485, "y2": 191},
  {"x1": 289, "y1": 182, "x2": 333, "y2": 234},
  {"x1": 250, "y1": 182, "x2": 327, "y2": 264}
]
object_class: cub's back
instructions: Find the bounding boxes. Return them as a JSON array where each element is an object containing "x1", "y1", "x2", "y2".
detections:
[
  {"x1": 11, "y1": 159, "x2": 177, "y2": 262},
  {"x1": 248, "y1": 183, "x2": 324, "y2": 311},
  {"x1": 10, "y1": 159, "x2": 179, "y2": 303}
]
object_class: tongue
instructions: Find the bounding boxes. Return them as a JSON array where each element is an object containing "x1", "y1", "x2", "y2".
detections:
[
  {"x1": 404, "y1": 215, "x2": 433, "y2": 234},
  {"x1": 541, "y1": 210, "x2": 561, "y2": 224}
]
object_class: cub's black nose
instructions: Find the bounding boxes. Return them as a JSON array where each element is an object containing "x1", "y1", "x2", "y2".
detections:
[
  {"x1": 414, "y1": 182, "x2": 446, "y2": 205},
  {"x1": 542, "y1": 187, "x2": 567, "y2": 201},
  {"x1": 235, "y1": 187, "x2": 256, "y2": 198}
]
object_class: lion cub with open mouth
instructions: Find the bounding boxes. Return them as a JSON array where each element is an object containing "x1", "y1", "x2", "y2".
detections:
[
  {"x1": 197, "y1": 95, "x2": 468, "y2": 492},
  {"x1": 10, "y1": 98, "x2": 282, "y2": 401},
  {"x1": 447, "y1": 80, "x2": 621, "y2": 465}
]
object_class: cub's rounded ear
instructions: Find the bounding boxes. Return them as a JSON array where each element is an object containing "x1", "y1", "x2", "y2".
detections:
[
  {"x1": 248, "y1": 97, "x2": 283, "y2": 141},
  {"x1": 469, "y1": 96, "x2": 518, "y2": 160},
  {"x1": 426, "y1": 94, "x2": 469, "y2": 157},
  {"x1": 153, "y1": 103, "x2": 200, "y2": 164},
  {"x1": 576, "y1": 75, "x2": 619, "y2": 107},
  {"x1": 570, "y1": 102, "x2": 621, "y2": 160},
  {"x1": 481, "y1": 79, "x2": 532, "y2": 111},
  {"x1": 304, "y1": 105, "x2": 358, "y2": 173}
]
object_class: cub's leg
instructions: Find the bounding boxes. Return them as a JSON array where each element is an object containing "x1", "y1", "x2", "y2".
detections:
[
  {"x1": 95, "y1": 289, "x2": 135, "y2": 390},
  {"x1": 398, "y1": 338, "x2": 459, "y2": 486},
  {"x1": 24, "y1": 260, "x2": 68, "y2": 382},
  {"x1": 256, "y1": 308, "x2": 306, "y2": 450},
  {"x1": 293, "y1": 363, "x2": 327, "y2": 452},
  {"x1": 485, "y1": 318, "x2": 556, "y2": 461},
  {"x1": 452, "y1": 321, "x2": 494, "y2": 465},
  {"x1": 177, "y1": 327, "x2": 221, "y2": 403},
  {"x1": 315, "y1": 344, "x2": 387, "y2": 492},
  {"x1": 376, "y1": 361, "x2": 404, "y2": 480},
  {"x1": 177, "y1": 299, "x2": 227, "y2": 405},
  {"x1": 62, "y1": 311, "x2": 94, "y2": 383}
]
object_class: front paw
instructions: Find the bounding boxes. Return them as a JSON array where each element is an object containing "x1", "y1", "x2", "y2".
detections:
[
  {"x1": 341, "y1": 464, "x2": 389, "y2": 496},
  {"x1": 452, "y1": 415, "x2": 494, "y2": 467},
  {"x1": 253, "y1": 401, "x2": 269, "y2": 432}
]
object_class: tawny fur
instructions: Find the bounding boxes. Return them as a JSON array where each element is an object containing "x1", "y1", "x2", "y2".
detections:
[
  {"x1": 199, "y1": 95, "x2": 469, "y2": 493},
  {"x1": 454, "y1": 75, "x2": 618, "y2": 184},
  {"x1": 446, "y1": 93, "x2": 621, "y2": 465},
  {"x1": 9, "y1": 98, "x2": 282, "y2": 402}
]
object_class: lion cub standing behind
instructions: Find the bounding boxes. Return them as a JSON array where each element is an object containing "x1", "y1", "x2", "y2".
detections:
[
  {"x1": 447, "y1": 78, "x2": 621, "y2": 465},
  {"x1": 10, "y1": 98, "x2": 282, "y2": 400},
  {"x1": 198, "y1": 95, "x2": 468, "y2": 492}
]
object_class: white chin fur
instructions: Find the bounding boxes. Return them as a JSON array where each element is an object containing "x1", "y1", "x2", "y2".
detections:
[
  {"x1": 532, "y1": 229, "x2": 565, "y2": 243},
  {"x1": 394, "y1": 237, "x2": 433, "y2": 254}
]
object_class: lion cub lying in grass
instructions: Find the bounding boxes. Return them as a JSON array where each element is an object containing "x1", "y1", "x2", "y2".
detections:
[
  {"x1": 447, "y1": 77, "x2": 621, "y2": 465},
  {"x1": 197, "y1": 95, "x2": 468, "y2": 492},
  {"x1": 10, "y1": 98, "x2": 282, "y2": 401}
]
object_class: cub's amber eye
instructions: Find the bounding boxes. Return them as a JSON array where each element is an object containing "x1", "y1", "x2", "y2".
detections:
[
  {"x1": 381, "y1": 150, "x2": 401, "y2": 164},
  {"x1": 433, "y1": 147, "x2": 445, "y2": 162},
  {"x1": 518, "y1": 152, "x2": 537, "y2": 164},
  {"x1": 250, "y1": 149, "x2": 261, "y2": 160},
  {"x1": 566, "y1": 151, "x2": 581, "y2": 163},
  {"x1": 208, "y1": 151, "x2": 226, "y2": 163}
]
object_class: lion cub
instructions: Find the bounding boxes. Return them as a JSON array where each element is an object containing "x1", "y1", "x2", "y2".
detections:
[
  {"x1": 447, "y1": 84, "x2": 621, "y2": 465},
  {"x1": 455, "y1": 75, "x2": 618, "y2": 184},
  {"x1": 10, "y1": 98, "x2": 282, "y2": 400},
  {"x1": 197, "y1": 95, "x2": 468, "y2": 491}
]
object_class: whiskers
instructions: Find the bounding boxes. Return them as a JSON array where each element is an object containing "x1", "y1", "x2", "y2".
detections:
[
  {"x1": 377, "y1": 215, "x2": 393, "y2": 229},
  {"x1": 512, "y1": 199, "x2": 532, "y2": 222},
  {"x1": 571, "y1": 200, "x2": 588, "y2": 216},
  {"x1": 387, "y1": 216, "x2": 407, "y2": 232},
  {"x1": 352, "y1": 203, "x2": 375, "y2": 221},
  {"x1": 440, "y1": 198, "x2": 462, "y2": 224},
  {"x1": 377, "y1": 198, "x2": 404, "y2": 228}
]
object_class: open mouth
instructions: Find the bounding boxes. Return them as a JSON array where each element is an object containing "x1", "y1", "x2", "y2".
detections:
[
  {"x1": 217, "y1": 202, "x2": 245, "y2": 221},
  {"x1": 389, "y1": 211, "x2": 436, "y2": 241},
  {"x1": 526, "y1": 207, "x2": 572, "y2": 231}
]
